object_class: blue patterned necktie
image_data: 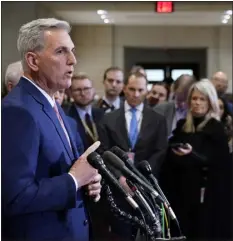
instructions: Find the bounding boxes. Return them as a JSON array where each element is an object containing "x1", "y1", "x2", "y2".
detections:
[{"x1": 129, "y1": 107, "x2": 138, "y2": 149}]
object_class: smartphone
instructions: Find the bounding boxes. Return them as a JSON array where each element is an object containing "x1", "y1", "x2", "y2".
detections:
[{"x1": 170, "y1": 143, "x2": 186, "y2": 149}]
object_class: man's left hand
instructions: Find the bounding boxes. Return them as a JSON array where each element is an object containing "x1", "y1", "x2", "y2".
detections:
[{"x1": 87, "y1": 173, "x2": 102, "y2": 202}]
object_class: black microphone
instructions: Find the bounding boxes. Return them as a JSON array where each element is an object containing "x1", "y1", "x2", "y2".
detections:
[
  {"x1": 87, "y1": 152, "x2": 139, "y2": 210},
  {"x1": 137, "y1": 160, "x2": 177, "y2": 220},
  {"x1": 110, "y1": 146, "x2": 151, "y2": 185},
  {"x1": 102, "y1": 151, "x2": 165, "y2": 203}
]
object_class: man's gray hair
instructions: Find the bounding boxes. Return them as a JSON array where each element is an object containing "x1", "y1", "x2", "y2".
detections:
[
  {"x1": 17, "y1": 18, "x2": 71, "y2": 70},
  {"x1": 5, "y1": 61, "x2": 23, "y2": 86}
]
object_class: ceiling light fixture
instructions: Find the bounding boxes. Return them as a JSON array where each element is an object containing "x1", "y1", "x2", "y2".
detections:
[
  {"x1": 222, "y1": 19, "x2": 228, "y2": 24},
  {"x1": 97, "y1": 10, "x2": 107, "y2": 15},
  {"x1": 104, "y1": 19, "x2": 110, "y2": 23},
  {"x1": 100, "y1": 15, "x2": 107, "y2": 19},
  {"x1": 225, "y1": 10, "x2": 232, "y2": 15},
  {"x1": 223, "y1": 14, "x2": 231, "y2": 20}
]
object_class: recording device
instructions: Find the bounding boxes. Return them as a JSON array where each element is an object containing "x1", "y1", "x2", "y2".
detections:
[
  {"x1": 87, "y1": 152, "x2": 139, "y2": 210},
  {"x1": 102, "y1": 151, "x2": 164, "y2": 203},
  {"x1": 110, "y1": 146, "x2": 151, "y2": 185}
]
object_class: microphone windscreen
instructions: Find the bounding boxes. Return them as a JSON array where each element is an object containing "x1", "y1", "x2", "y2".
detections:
[
  {"x1": 102, "y1": 151, "x2": 125, "y2": 169},
  {"x1": 87, "y1": 152, "x2": 103, "y2": 168}
]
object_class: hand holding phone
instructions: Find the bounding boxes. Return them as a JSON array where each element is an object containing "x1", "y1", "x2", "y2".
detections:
[{"x1": 171, "y1": 143, "x2": 192, "y2": 156}]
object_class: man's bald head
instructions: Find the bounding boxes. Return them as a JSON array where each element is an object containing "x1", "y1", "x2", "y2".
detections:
[{"x1": 211, "y1": 71, "x2": 228, "y2": 96}]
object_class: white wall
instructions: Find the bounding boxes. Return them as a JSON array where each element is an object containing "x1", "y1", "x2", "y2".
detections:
[
  {"x1": 71, "y1": 25, "x2": 232, "y2": 95},
  {"x1": 1, "y1": 2, "x2": 57, "y2": 88}
]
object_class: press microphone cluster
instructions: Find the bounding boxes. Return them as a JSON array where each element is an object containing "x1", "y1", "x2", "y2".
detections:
[
  {"x1": 87, "y1": 152, "x2": 139, "y2": 210},
  {"x1": 86, "y1": 146, "x2": 183, "y2": 239}
]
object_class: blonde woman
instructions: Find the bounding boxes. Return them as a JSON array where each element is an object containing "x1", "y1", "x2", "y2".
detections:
[{"x1": 160, "y1": 79, "x2": 231, "y2": 240}]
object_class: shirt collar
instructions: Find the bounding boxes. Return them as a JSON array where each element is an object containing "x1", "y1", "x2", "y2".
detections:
[
  {"x1": 103, "y1": 96, "x2": 121, "y2": 109},
  {"x1": 23, "y1": 75, "x2": 55, "y2": 107},
  {"x1": 75, "y1": 105, "x2": 92, "y2": 120},
  {"x1": 124, "y1": 100, "x2": 144, "y2": 113}
]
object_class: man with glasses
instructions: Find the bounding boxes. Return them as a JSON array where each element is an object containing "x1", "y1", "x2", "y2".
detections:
[
  {"x1": 95, "y1": 66, "x2": 124, "y2": 112},
  {"x1": 66, "y1": 73, "x2": 104, "y2": 150},
  {"x1": 66, "y1": 73, "x2": 106, "y2": 240}
]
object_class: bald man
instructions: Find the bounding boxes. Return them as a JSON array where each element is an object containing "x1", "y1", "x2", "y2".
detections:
[
  {"x1": 211, "y1": 71, "x2": 229, "y2": 96},
  {"x1": 211, "y1": 71, "x2": 232, "y2": 114}
]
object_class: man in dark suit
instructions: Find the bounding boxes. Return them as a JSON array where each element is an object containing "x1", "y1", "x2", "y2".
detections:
[
  {"x1": 94, "y1": 67, "x2": 124, "y2": 113},
  {"x1": 66, "y1": 73, "x2": 105, "y2": 150},
  {"x1": 98, "y1": 72, "x2": 168, "y2": 240},
  {"x1": 2, "y1": 18, "x2": 102, "y2": 241},
  {"x1": 66, "y1": 74, "x2": 107, "y2": 240}
]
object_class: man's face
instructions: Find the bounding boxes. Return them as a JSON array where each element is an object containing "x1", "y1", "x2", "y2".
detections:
[
  {"x1": 124, "y1": 76, "x2": 147, "y2": 107},
  {"x1": 31, "y1": 29, "x2": 76, "y2": 92},
  {"x1": 147, "y1": 84, "x2": 168, "y2": 105},
  {"x1": 104, "y1": 70, "x2": 124, "y2": 97},
  {"x1": 211, "y1": 73, "x2": 228, "y2": 95},
  {"x1": 71, "y1": 78, "x2": 95, "y2": 107},
  {"x1": 54, "y1": 89, "x2": 65, "y2": 105}
]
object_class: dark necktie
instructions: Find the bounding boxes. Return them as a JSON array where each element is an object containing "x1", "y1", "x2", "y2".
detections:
[{"x1": 85, "y1": 113, "x2": 94, "y2": 133}]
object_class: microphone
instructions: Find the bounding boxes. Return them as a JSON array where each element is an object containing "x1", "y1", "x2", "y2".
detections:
[
  {"x1": 110, "y1": 146, "x2": 151, "y2": 185},
  {"x1": 137, "y1": 160, "x2": 177, "y2": 220},
  {"x1": 102, "y1": 151, "x2": 164, "y2": 203},
  {"x1": 87, "y1": 152, "x2": 139, "y2": 210}
]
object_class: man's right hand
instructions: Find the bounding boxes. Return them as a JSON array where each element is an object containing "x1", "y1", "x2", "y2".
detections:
[
  {"x1": 69, "y1": 155, "x2": 98, "y2": 188},
  {"x1": 69, "y1": 141, "x2": 101, "y2": 188}
]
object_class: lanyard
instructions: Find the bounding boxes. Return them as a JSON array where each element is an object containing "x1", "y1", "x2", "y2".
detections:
[{"x1": 80, "y1": 118, "x2": 99, "y2": 142}]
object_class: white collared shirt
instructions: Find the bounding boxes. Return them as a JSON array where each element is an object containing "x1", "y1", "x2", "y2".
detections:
[
  {"x1": 23, "y1": 76, "x2": 78, "y2": 190},
  {"x1": 103, "y1": 95, "x2": 121, "y2": 110},
  {"x1": 124, "y1": 101, "x2": 144, "y2": 134}
]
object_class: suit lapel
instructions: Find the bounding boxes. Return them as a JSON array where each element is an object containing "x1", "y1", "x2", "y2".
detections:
[
  {"x1": 117, "y1": 108, "x2": 131, "y2": 151},
  {"x1": 43, "y1": 105, "x2": 74, "y2": 162},
  {"x1": 19, "y1": 77, "x2": 74, "y2": 163}
]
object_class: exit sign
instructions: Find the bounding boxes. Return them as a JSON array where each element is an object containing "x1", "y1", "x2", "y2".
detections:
[{"x1": 156, "y1": 2, "x2": 174, "y2": 13}]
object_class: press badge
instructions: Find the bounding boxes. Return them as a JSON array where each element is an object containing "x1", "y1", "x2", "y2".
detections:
[{"x1": 127, "y1": 152, "x2": 135, "y2": 164}]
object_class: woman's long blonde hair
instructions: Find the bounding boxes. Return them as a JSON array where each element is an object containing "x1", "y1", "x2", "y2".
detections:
[{"x1": 183, "y1": 79, "x2": 220, "y2": 133}]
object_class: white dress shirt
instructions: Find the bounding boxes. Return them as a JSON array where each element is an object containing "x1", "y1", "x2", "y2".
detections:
[
  {"x1": 23, "y1": 76, "x2": 78, "y2": 190},
  {"x1": 124, "y1": 101, "x2": 144, "y2": 134},
  {"x1": 103, "y1": 96, "x2": 121, "y2": 110}
]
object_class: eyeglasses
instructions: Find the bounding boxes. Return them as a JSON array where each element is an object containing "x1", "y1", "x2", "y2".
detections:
[{"x1": 73, "y1": 87, "x2": 92, "y2": 94}]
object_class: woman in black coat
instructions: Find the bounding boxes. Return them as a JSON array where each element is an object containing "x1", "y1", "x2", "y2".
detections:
[{"x1": 160, "y1": 79, "x2": 231, "y2": 240}]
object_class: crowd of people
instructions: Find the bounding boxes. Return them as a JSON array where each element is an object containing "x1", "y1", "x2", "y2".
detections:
[{"x1": 2, "y1": 18, "x2": 232, "y2": 241}]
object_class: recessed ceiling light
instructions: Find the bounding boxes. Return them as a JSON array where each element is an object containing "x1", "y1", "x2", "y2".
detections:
[
  {"x1": 225, "y1": 10, "x2": 232, "y2": 15},
  {"x1": 224, "y1": 14, "x2": 231, "y2": 20},
  {"x1": 97, "y1": 10, "x2": 107, "y2": 15},
  {"x1": 222, "y1": 19, "x2": 228, "y2": 24},
  {"x1": 100, "y1": 15, "x2": 107, "y2": 19},
  {"x1": 104, "y1": 19, "x2": 110, "y2": 24}
]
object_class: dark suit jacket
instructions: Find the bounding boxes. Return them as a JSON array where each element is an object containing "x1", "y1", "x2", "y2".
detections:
[
  {"x1": 66, "y1": 104, "x2": 104, "y2": 150},
  {"x1": 98, "y1": 105, "x2": 168, "y2": 176},
  {"x1": 153, "y1": 101, "x2": 176, "y2": 136},
  {"x1": 66, "y1": 115, "x2": 84, "y2": 155},
  {"x1": 2, "y1": 77, "x2": 89, "y2": 241}
]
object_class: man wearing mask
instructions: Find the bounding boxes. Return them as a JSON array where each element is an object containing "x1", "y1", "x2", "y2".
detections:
[
  {"x1": 154, "y1": 74, "x2": 196, "y2": 137},
  {"x1": 98, "y1": 72, "x2": 167, "y2": 241},
  {"x1": 95, "y1": 67, "x2": 124, "y2": 113},
  {"x1": 2, "y1": 18, "x2": 101, "y2": 241}
]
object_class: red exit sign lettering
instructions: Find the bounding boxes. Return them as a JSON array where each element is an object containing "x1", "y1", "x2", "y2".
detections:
[{"x1": 156, "y1": 2, "x2": 174, "y2": 13}]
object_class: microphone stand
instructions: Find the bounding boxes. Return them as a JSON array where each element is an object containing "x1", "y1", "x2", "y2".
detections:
[
  {"x1": 102, "y1": 181, "x2": 186, "y2": 241},
  {"x1": 102, "y1": 180, "x2": 158, "y2": 241}
]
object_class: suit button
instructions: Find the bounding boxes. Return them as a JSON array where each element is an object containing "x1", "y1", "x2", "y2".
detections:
[{"x1": 83, "y1": 219, "x2": 88, "y2": 226}]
